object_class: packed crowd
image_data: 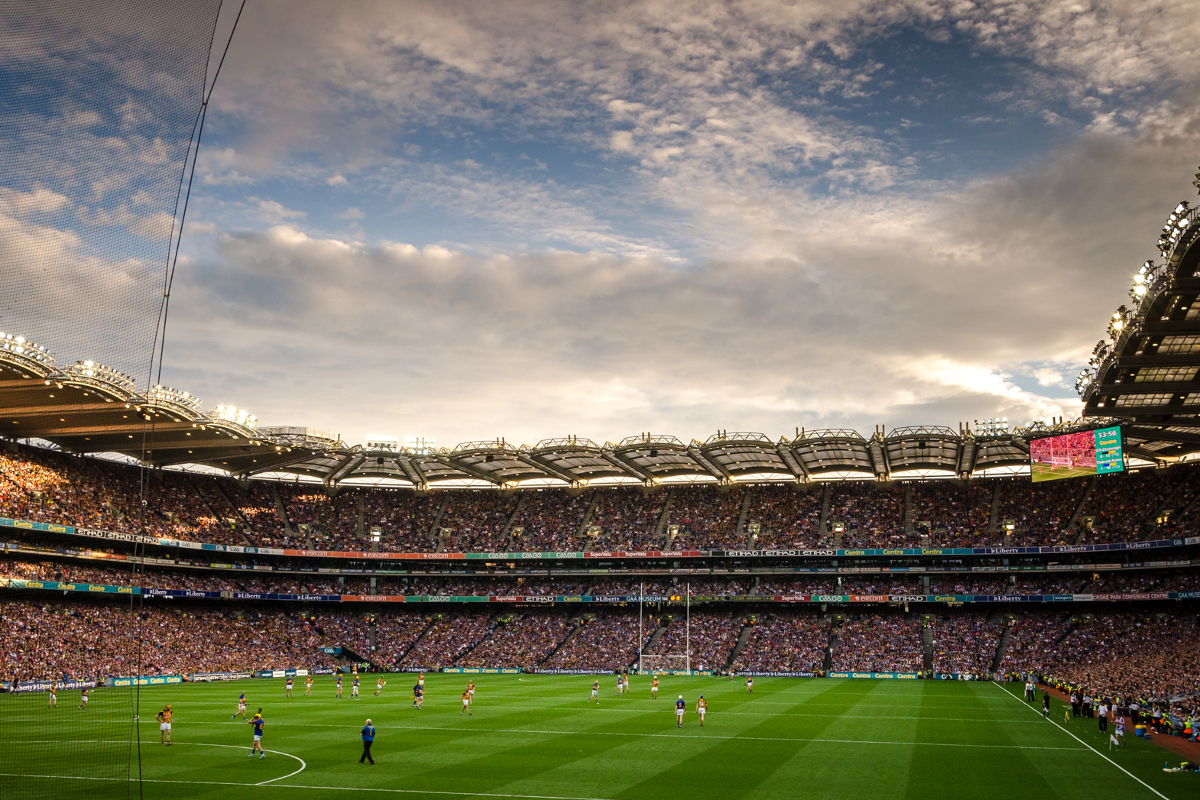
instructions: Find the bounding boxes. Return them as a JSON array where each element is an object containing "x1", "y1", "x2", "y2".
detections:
[
  {"x1": 999, "y1": 610, "x2": 1073, "y2": 674},
  {"x1": 744, "y1": 484, "x2": 824, "y2": 548},
  {"x1": 3, "y1": 593, "x2": 1196, "y2": 700},
  {"x1": 928, "y1": 613, "x2": 1001, "y2": 675},
  {"x1": 364, "y1": 612, "x2": 431, "y2": 660},
  {"x1": 832, "y1": 614, "x2": 924, "y2": 673},
  {"x1": 829, "y1": 482, "x2": 908, "y2": 548},
  {"x1": 508, "y1": 490, "x2": 592, "y2": 552},
  {"x1": 1028, "y1": 612, "x2": 1200, "y2": 701},
  {"x1": 665, "y1": 486, "x2": 745, "y2": 549},
  {"x1": 997, "y1": 477, "x2": 1087, "y2": 546},
  {"x1": 642, "y1": 611, "x2": 742, "y2": 672},
  {"x1": 6, "y1": 444, "x2": 1200, "y2": 552},
  {"x1": 0, "y1": 599, "x2": 337, "y2": 680},
  {"x1": 912, "y1": 482, "x2": 993, "y2": 546},
  {"x1": 440, "y1": 492, "x2": 520, "y2": 552},
  {"x1": 730, "y1": 611, "x2": 830, "y2": 673},
  {"x1": 457, "y1": 612, "x2": 574, "y2": 668},
  {"x1": 586, "y1": 487, "x2": 668, "y2": 550},
  {"x1": 394, "y1": 613, "x2": 497, "y2": 669},
  {"x1": 1077, "y1": 468, "x2": 1182, "y2": 544},
  {"x1": 11, "y1": 553, "x2": 1200, "y2": 600},
  {"x1": 543, "y1": 610, "x2": 651, "y2": 671},
  {"x1": 0, "y1": 448, "x2": 251, "y2": 546}
]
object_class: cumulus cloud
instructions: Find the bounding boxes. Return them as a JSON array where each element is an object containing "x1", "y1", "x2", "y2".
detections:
[
  {"x1": 10, "y1": 0, "x2": 1197, "y2": 447},
  {"x1": 138, "y1": 0, "x2": 1200, "y2": 445}
]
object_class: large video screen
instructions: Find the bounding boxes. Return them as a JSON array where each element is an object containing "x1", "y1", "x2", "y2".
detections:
[{"x1": 1029, "y1": 426, "x2": 1124, "y2": 482}]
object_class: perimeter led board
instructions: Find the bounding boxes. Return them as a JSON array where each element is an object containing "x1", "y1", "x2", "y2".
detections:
[{"x1": 1028, "y1": 426, "x2": 1124, "y2": 482}]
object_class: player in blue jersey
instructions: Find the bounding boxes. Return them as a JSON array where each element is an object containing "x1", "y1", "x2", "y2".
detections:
[
  {"x1": 336, "y1": 675, "x2": 343, "y2": 699},
  {"x1": 233, "y1": 691, "x2": 247, "y2": 720},
  {"x1": 285, "y1": 677, "x2": 294, "y2": 698},
  {"x1": 675, "y1": 695, "x2": 686, "y2": 728},
  {"x1": 591, "y1": 680, "x2": 599, "y2": 703},
  {"x1": 248, "y1": 710, "x2": 266, "y2": 758},
  {"x1": 352, "y1": 676, "x2": 360, "y2": 699},
  {"x1": 412, "y1": 682, "x2": 424, "y2": 709}
]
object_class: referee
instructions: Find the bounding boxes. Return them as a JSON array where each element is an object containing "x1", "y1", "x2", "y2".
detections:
[{"x1": 360, "y1": 718, "x2": 376, "y2": 764}]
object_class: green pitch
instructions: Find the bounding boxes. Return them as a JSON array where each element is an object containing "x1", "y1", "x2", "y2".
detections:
[
  {"x1": 0, "y1": 676, "x2": 1191, "y2": 800},
  {"x1": 1031, "y1": 462, "x2": 1096, "y2": 482}
]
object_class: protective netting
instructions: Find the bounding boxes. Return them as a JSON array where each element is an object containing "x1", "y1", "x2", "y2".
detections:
[
  {"x1": 0, "y1": 2, "x2": 224, "y2": 796},
  {"x1": 0, "y1": 0, "x2": 223, "y2": 382},
  {"x1": 0, "y1": 662, "x2": 136, "y2": 799}
]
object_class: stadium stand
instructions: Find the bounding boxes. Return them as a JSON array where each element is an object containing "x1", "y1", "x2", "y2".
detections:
[
  {"x1": 0, "y1": 600, "x2": 337, "y2": 680},
  {"x1": 665, "y1": 485, "x2": 744, "y2": 548},
  {"x1": 831, "y1": 614, "x2": 924, "y2": 673},
  {"x1": 542, "y1": 610, "x2": 650, "y2": 672},
  {"x1": 642, "y1": 611, "x2": 742, "y2": 672},
  {"x1": 911, "y1": 481, "x2": 992, "y2": 546},
  {"x1": 586, "y1": 487, "x2": 666, "y2": 550},
  {"x1": 996, "y1": 476, "x2": 1087, "y2": 545},
  {"x1": 6, "y1": 445, "x2": 1200, "y2": 551},
  {"x1": 828, "y1": 481, "x2": 906, "y2": 547},
  {"x1": 456, "y1": 611, "x2": 574, "y2": 669},
  {"x1": 743, "y1": 484, "x2": 823, "y2": 548},
  {"x1": 928, "y1": 612, "x2": 1002, "y2": 675},
  {"x1": 1, "y1": 442, "x2": 1199, "y2": 705},
  {"x1": 729, "y1": 611, "x2": 830, "y2": 674}
]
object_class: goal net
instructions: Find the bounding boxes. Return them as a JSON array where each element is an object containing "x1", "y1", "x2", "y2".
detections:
[{"x1": 638, "y1": 654, "x2": 690, "y2": 673}]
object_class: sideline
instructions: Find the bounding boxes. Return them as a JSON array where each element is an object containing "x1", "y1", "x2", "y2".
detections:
[{"x1": 990, "y1": 682, "x2": 1171, "y2": 800}]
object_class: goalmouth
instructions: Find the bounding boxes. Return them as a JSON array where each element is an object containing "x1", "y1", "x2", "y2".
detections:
[{"x1": 638, "y1": 654, "x2": 690, "y2": 674}]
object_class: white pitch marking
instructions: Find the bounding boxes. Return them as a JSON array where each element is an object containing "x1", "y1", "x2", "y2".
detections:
[
  {"x1": 10, "y1": 741, "x2": 306, "y2": 786},
  {"x1": 991, "y1": 682, "x2": 1171, "y2": 800}
]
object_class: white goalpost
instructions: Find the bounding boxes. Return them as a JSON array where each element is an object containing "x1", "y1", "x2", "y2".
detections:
[
  {"x1": 637, "y1": 581, "x2": 692, "y2": 673},
  {"x1": 638, "y1": 654, "x2": 690, "y2": 673}
]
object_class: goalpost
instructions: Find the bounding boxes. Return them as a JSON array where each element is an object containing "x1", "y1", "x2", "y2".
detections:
[
  {"x1": 638, "y1": 654, "x2": 690, "y2": 673},
  {"x1": 637, "y1": 581, "x2": 691, "y2": 673}
]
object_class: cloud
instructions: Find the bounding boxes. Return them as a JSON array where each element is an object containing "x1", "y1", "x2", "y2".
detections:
[
  {"x1": 8, "y1": 0, "x2": 1193, "y2": 446},
  {"x1": 251, "y1": 197, "x2": 307, "y2": 221},
  {"x1": 200, "y1": 147, "x2": 257, "y2": 186}
]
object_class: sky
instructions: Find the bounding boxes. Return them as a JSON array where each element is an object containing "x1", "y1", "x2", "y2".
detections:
[{"x1": 6, "y1": 0, "x2": 1200, "y2": 450}]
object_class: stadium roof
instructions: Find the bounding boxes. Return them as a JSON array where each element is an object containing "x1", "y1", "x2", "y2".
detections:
[
  {"x1": 1077, "y1": 172, "x2": 1200, "y2": 461},
  {"x1": 15, "y1": 170, "x2": 1200, "y2": 488},
  {"x1": 0, "y1": 346, "x2": 1093, "y2": 486}
]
